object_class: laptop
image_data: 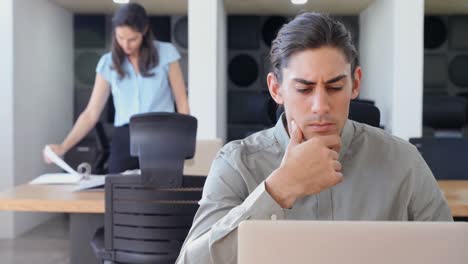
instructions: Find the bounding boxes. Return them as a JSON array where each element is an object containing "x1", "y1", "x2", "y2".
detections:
[{"x1": 238, "y1": 220, "x2": 468, "y2": 264}]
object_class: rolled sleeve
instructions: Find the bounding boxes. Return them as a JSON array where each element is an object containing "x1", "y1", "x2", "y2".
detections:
[
  {"x1": 409, "y1": 152, "x2": 453, "y2": 221},
  {"x1": 160, "y1": 42, "x2": 181, "y2": 65},
  {"x1": 177, "y1": 157, "x2": 285, "y2": 264},
  {"x1": 95, "y1": 53, "x2": 111, "y2": 82}
]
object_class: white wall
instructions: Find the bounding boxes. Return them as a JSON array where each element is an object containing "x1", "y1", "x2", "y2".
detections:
[
  {"x1": 0, "y1": 0, "x2": 74, "y2": 238},
  {"x1": 359, "y1": 0, "x2": 394, "y2": 129},
  {"x1": 0, "y1": 0, "x2": 15, "y2": 239},
  {"x1": 188, "y1": 0, "x2": 227, "y2": 141},
  {"x1": 391, "y1": 0, "x2": 424, "y2": 139},
  {"x1": 359, "y1": 0, "x2": 424, "y2": 140},
  {"x1": 216, "y1": 2, "x2": 227, "y2": 141}
]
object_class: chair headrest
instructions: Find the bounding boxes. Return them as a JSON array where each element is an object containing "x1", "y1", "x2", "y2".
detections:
[
  {"x1": 129, "y1": 113, "x2": 197, "y2": 187},
  {"x1": 423, "y1": 95, "x2": 467, "y2": 129}
]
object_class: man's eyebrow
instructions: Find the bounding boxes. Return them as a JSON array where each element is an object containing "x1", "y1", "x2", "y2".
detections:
[
  {"x1": 325, "y1": 74, "x2": 347, "y2": 84},
  {"x1": 292, "y1": 74, "x2": 348, "y2": 85}
]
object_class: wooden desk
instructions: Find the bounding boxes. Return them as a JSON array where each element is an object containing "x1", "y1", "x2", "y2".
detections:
[
  {"x1": 0, "y1": 139, "x2": 224, "y2": 214},
  {"x1": 0, "y1": 184, "x2": 104, "y2": 213},
  {"x1": 0, "y1": 180, "x2": 467, "y2": 217},
  {"x1": 438, "y1": 180, "x2": 468, "y2": 218}
]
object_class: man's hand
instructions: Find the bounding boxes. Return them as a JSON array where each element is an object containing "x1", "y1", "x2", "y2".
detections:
[{"x1": 265, "y1": 120, "x2": 343, "y2": 208}]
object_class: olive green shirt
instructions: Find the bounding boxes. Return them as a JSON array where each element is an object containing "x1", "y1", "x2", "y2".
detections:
[{"x1": 177, "y1": 117, "x2": 453, "y2": 264}]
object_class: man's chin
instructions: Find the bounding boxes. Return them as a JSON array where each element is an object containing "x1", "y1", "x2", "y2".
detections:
[
  {"x1": 304, "y1": 125, "x2": 338, "y2": 138},
  {"x1": 303, "y1": 129, "x2": 339, "y2": 140}
]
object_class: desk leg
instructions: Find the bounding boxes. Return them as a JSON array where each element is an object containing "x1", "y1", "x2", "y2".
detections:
[{"x1": 70, "y1": 213, "x2": 104, "y2": 264}]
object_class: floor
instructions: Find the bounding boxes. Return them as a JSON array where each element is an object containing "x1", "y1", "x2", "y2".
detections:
[{"x1": 0, "y1": 215, "x2": 70, "y2": 264}]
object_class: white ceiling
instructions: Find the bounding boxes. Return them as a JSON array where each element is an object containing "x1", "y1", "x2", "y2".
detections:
[
  {"x1": 425, "y1": 0, "x2": 468, "y2": 14},
  {"x1": 50, "y1": 0, "x2": 468, "y2": 15},
  {"x1": 50, "y1": 0, "x2": 370, "y2": 15}
]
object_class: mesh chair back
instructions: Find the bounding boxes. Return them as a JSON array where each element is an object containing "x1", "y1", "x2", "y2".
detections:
[{"x1": 104, "y1": 175, "x2": 205, "y2": 263}]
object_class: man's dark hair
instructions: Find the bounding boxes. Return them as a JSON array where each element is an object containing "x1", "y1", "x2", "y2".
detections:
[
  {"x1": 270, "y1": 12, "x2": 358, "y2": 82},
  {"x1": 111, "y1": 3, "x2": 158, "y2": 79}
]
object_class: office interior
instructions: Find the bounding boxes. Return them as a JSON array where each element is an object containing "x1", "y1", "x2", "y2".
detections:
[{"x1": 1, "y1": 0, "x2": 468, "y2": 263}]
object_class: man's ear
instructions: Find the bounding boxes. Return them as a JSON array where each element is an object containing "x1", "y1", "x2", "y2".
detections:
[
  {"x1": 351, "y1": 66, "x2": 362, "y2": 100},
  {"x1": 267, "y1": 72, "x2": 284, "y2": 105}
]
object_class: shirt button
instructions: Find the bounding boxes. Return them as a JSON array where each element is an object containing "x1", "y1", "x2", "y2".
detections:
[{"x1": 271, "y1": 214, "x2": 277, "y2": 220}]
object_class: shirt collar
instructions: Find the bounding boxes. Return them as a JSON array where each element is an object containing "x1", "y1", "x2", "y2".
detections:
[{"x1": 273, "y1": 114, "x2": 355, "y2": 161}]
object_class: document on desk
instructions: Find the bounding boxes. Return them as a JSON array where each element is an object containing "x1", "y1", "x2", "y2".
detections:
[{"x1": 30, "y1": 146, "x2": 105, "y2": 191}]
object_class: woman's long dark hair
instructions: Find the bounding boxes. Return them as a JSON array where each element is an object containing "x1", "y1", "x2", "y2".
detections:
[{"x1": 111, "y1": 3, "x2": 158, "y2": 79}]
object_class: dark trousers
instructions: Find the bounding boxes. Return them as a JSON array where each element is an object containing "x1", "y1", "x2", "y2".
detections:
[{"x1": 108, "y1": 125, "x2": 139, "y2": 174}]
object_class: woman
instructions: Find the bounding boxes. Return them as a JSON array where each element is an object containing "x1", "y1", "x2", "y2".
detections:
[{"x1": 44, "y1": 3, "x2": 189, "y2": 173}]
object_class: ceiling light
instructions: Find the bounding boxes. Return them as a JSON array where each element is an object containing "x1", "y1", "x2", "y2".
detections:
[
  {"x1": 291, "y1": 0, "x2": 308, "y2": 4},
  {"x1": 113, "y1": 0, "x2": 130, "y2": 4}
]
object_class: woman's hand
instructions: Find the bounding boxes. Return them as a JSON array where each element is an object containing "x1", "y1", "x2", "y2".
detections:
[{"x1": 43, "y1": 144, "x2": 66, "y2": 163}]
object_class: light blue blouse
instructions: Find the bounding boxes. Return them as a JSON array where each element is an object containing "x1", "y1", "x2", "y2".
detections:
[{"x1": 96, "y1": 41, "x2": 181, "y2": 126}]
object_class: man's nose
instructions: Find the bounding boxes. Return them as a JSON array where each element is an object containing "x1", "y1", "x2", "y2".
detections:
[{"x1": 311, "y1": 87, "x2": 330, "y2": 115}]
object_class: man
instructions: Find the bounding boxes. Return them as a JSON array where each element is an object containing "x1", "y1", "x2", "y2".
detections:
[{"x1": 177, "y1": 12, "x2": 452, "y2": 264}]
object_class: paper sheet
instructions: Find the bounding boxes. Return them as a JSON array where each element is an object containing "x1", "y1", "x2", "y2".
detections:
[
  {"x1": 30, "y1": 173, "x2": 82, "y2": 184},
  {"x1": 43, "y1": 145, "x2": 79, "y2": 175},
  {"x1": 30, "y1": 173, "x2": 105, "y2": 191},
  {"x1": 30, "y1": 146, "x2": 105, "y2": 191}
]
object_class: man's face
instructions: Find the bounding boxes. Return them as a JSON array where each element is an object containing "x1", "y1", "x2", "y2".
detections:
[{"x1": 268, "y1": 46, "x2": 361, "y2": 140}]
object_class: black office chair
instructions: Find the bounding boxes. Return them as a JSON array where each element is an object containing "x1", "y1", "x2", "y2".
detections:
[
  {"x1": 275, "y1": 99, "x2": 381, "y2": 128},
  {"x1": 94, "y1": 122, "x2": 111, "y2": 174},
  {"x1": 91, "y1": 113, "x2": 206, "y2": 264},
  {"x1": 410, "y1": 95, "x2": 468, "y2": 180},
  {"x1": 410, "y1": 137, "x2": 468, "y2": 180},
  {"x1": 423, "y1": 94, "x2": 467, "y2": 137},
  {"x1": 348, "y1": 99, "x2": 381, "y2": 128}
]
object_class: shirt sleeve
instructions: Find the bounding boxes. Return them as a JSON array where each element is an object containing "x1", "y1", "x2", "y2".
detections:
[
  {"x1": 176, "y1": 156, "x2": 285, "y2": 264},
  {"x1": 95, "y1": 53, "x2": 111, "y2": 82},
  {"x1": 160, "y1": 42, "x2": 181, "y2": 65},
  {"x1": 408, "y1": 151, "x2": 453, "y2": 221}
]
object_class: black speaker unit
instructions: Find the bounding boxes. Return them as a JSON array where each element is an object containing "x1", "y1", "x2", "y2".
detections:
[
  {"x1": 228, "y1": 16, "x2": 260, "y2": 50},
  {"x1": 74, "y1": 15, "x2": 107, "y2": 49},
  {"x1": 424, "y1": 55, "x2": 448, "y2": 92},
  {"x1": 172, "y1": 16, "x2": 188, "y2": 50},
  {"x1": 171, "y1": 16, "x2": 189, "y2": 85},
  {"x1": 228, "y1": 51, "x2": 261, "y2": 90},
  {"x1": 449, "y1": 55, "x2": 468, "y2": 88},
  {"x1": 424, "y1": 16, "x2": 447, "y2": 50},
  {"x1": 449, "y1": 16, "x2": 468, "y2": 50},
  {"x1": 261, "y1": 16, "x2": 288, "y2": 48},
  {"x1": 149, "y1": 16, "x2": 171, "y2": 42},
  {"x1": 228, "y1": 91, "x2": 276, "y2": 126},
  {"x1": 423, "y1": 15, "x2": 468, "y2": 97},
  {"x1": 74, "y1": 50, "x2": 104, "y2": 88}
]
